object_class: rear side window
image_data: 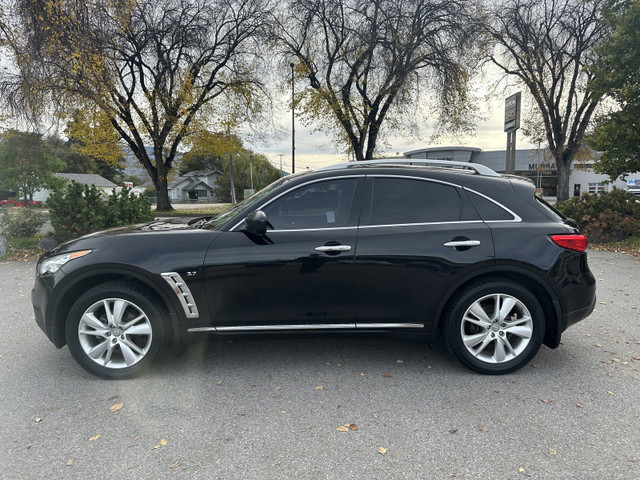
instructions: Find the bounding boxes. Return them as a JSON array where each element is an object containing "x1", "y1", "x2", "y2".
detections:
[
  {"x1": 369, "y1": 178, "x2": 461, "y2": 225},
  {"x1": 534, "y1": 195, "x2": 565, "y2": 223},
  {"x1": 467, "y1": 192, "x2": 514, "y2": 221}
]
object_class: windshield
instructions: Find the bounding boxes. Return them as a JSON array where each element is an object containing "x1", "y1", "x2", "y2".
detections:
[{"x1": 203, "y1": 175, "x2": 296, "y2": 229}]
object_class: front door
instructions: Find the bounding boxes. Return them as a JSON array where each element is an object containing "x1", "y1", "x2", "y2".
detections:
[{"x1": 203, "y1": 177, "x2": 363, "y2": 329}]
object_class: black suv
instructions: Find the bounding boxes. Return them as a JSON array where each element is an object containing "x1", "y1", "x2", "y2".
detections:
[{"x1": 32, "y1": 159, "x2": 596, "y2": 378}]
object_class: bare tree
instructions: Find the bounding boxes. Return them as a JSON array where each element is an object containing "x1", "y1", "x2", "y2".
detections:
[
  {"x1": 274, "y1": 0, "x2": 480, "y2": 161},
  {"x1": 487, "y1": 0, "x2": 609, "y2": 201},
  {"x1": 2, "y1": 0, "x2": 270, "y2": 210}
]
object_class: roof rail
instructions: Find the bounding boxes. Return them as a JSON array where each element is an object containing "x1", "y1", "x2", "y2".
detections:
[{"x1": 317, "y1": 158, "x2": 500, "y2": 177}]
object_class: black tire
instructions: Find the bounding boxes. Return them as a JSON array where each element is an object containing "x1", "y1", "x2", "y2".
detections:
[
  {"x1": 442, "y1": 280, "x2": 545, "y2": 375},
  {"x1": 66, "y1": 281, "x2": 166, "y2": 379}
]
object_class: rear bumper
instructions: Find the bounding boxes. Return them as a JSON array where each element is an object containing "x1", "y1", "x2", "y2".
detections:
[{"x1": 563, "y1": 293, "x2": 596, "y2": 330}]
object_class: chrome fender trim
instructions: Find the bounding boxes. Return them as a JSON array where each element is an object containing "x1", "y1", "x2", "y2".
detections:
[{"x1": 161, "y1": 272, "x2": 199, "y2": 318}]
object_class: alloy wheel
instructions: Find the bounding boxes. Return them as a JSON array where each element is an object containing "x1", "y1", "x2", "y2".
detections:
[
  {"x1": 77, "y1": 298, "x2": 153, "y2": 369},
  {"x1": 460, "y1": 293, "x2": 533, "y2": 364}
]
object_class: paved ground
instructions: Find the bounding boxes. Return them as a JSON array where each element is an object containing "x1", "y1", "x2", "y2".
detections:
[{"x1": 0, "y1": 251, "x2": 639, "y2": 479}]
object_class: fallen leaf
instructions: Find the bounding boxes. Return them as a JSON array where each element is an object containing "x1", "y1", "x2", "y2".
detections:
[
  {"x1": 540, "y1": 398, "x2": 552, "y2": 404},
  {"x1": 396, "y1": 360, "x2": 404, "y2": 364},
  {"x1": 360, "y1": 372, "x2": 366, "y2": 376},
  {"x1": 611, "y1": 358, "x2": 621, "y2": 363},
  {"x1": 107, "y1": 395, "x2": 119, "y2": 401},
  {"x1": 576, "y1": 403, "x2": 583, "y2": 408},
  {"x1": 378, "y1": 447, "x2": 387, "y2": 455},
  {"x1": 280, "y1": 410, "x2": 286, "y2": 414},
  {"x1": 622, "y1": 361, "x2": 629, "y2": 365},
  {"x1": 519, "y1": 467, "x2": 525, "y2": 473},
  {"x1": 348, "y1": 423, "x2": 357, "y2": 431},
  {"x1": 549, "y1": 447, "x2": 557, "y2": 455},
  {"x1": 426, "y1": 365, "x2": 432, "y2": 369},
  {"x1": 315, "y1": 386, "x2": 324, "y2": 390},
  {"x1": 217, "y1": 381, "x2": 223, "y2": 385},
  {"x1": 372, "y1": 414, "x2": 379, "y2": 418},
  {"x1": 599, "y1": 301, "x2": 607, "y2": 305},
  {"x1": 478, "y1": 426, "x2": 488, "y2": 432},
  {"x1": 109, "y1": 403, "x2": 123, "y2": 413},
  {"x1": 595, "y1": 343, "x2": 602, "y2": 347},
  {"x1": 607, "y1": 391, "x2": 614, "y2": 395},
  {"x1": 632, "y1": 356, "x2": 640, "y2": 361},
  {"x1": 449, "y1": 428, "x2": 458, "y2": 434},
  {"x1": 325, "y1": 362, "x2": 331, "y2": 366},
  {"x1": 34, "y1": 417, "x2": 42, "y2": 423},
  {"x1": 66, "y1": 459, "x2": 73, "y2": 466},
  {"x1": 160, "y1": 439, "x2": 168, "y2": 446},
  {"x1": 169, "y1": 462, "x2": 181, "y2": 469},
  {"x1": 337, "y1": 363, "x2": 342, "y2": 367},
  {"x1": 336, "y1": 426, "x2": 349, "y2": 432},
  {"x1": 382, "y1": 373, "x2": 392, "y2": 378},
  {"x1": 89, "y1": 434, "x2": 102, "y2": 441}
]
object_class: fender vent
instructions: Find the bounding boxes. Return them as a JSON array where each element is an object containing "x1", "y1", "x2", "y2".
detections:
[{"x1": 161, "y1": 272, "x2": 200, "y2": 318}]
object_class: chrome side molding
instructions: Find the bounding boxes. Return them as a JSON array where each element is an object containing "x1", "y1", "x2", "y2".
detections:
[
  {"x1": 187, "y1": 323, "x2": 425, "y2": 333},
  {"x1": 161, "y1": 272, "x2": 199, "y2": 318}
]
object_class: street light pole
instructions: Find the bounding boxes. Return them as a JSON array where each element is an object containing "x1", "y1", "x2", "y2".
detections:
[{"x1": 290, "y1": 62, "x2": 295, "y2": 174}]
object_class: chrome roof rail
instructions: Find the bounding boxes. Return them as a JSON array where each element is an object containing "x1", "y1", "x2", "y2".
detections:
[{"x1": 317, "y1": 158, "x2": 500, "y2": 177}]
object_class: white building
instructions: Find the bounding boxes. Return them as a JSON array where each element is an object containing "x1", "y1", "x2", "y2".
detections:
[
  {"x1": 167, "y1": 170, "x2": 222, "y2": 202},
  {"x1": 34, "y1": 173, "x2": 124, "y2": 202},
  {"x1": 403, "y1": 146, "x2": 640, "y2": 197}
]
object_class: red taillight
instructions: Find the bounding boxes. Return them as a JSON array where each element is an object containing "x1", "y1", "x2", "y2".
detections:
[{"x1": 550, "y1": 234, "x2": 588, "y2": 252}]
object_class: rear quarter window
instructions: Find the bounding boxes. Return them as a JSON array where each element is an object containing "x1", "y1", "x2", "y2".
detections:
[{"x1": 467, "y1": 191, "x2": 514, "y2": 221}]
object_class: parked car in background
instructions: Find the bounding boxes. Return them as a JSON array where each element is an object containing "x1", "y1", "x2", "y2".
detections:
[
  {"x1": 626, "y1": 184, "x2": 640, "y2": 197},
  {"x1": 32, "y1": 159, "x2": 596, "y2": 379}
]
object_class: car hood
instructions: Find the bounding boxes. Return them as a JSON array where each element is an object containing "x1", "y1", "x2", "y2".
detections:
[{"x1": 51, "y1": 218, "x2": 197, "y2": 254}]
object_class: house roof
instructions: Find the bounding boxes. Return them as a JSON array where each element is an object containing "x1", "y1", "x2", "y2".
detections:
[
  {"x1": 182, "y1": 169, "x2": 223, "y2": 177},
  {"x1": 169, "y1": 178, "x2": 215, "y2": 191},
  {"x1": 55, "y1": 173, "x2": 117, "y2": 188}
]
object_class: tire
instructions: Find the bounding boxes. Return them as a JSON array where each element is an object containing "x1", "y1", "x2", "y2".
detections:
[
  {"x1": 443, "y1": 280, "x2": 545, "y2": 375},
  {"x1": 66, "y1": 281, "x2": 166, "y2": 379}
]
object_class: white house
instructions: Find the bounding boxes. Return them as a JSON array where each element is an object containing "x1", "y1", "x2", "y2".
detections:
[
  {"x1": 167, "y1": 170, "x2": 222, "y2": 202},
  {"x1": 33, "y1": 173, "x2": 119, "y2": 202}
]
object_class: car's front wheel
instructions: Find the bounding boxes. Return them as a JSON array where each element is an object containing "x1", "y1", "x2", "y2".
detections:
[
  {"x1": 443, "y1": 280, "x2": 545, "y2": 374},
  {"x1": 66, "y1": 281, "x2": 166, "y2": 379}
]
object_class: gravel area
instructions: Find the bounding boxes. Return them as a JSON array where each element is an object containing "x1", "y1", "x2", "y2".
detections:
[{"x1": 0, "y1": 250, "x2": 638, "y2": 479}]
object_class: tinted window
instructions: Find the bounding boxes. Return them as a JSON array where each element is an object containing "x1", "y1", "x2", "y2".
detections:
[
  {"x1": 369, "y1": 178, "x2": 461, "y2": 225},
  {"x1": 468, "y1": 192, "x2": 514, "y2": 221},
  {"x1": 263, "y1": 178, "x2": 357, "y2": 230}
]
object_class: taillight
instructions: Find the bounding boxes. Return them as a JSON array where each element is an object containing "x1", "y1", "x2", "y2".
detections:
[{"x1": 550, "y1": 234, "x2": 588, "y2": 252}]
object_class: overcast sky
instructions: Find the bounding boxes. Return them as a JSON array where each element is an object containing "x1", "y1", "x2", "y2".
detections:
[{"x1": 254, "y1": 66, "x2": 537, "y2": 173}]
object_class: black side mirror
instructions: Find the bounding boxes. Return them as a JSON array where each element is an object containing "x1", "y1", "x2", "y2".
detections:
[{"x1": 243, "y1": 210, "x2": 268, "y2": 236}]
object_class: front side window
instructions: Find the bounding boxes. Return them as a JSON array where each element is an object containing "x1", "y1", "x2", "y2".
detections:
[
  {"x1": 369, "y1": 177, "x2": 462, "y2": 225},
  {"x1": 263, "y1": 178, "x2": 357, "y2": 230}
]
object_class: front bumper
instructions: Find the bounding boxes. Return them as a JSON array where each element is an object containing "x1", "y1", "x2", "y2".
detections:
[{"x1": 31, "y1": 271, "x2": 64, "y2": 348}]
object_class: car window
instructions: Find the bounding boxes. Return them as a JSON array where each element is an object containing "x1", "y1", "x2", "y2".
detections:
[
  {"x1": 467, "y1": 191, "x2": 514, "y2": 221},
  {"x1": 369, "y1": 177, "x2": 461, "y2": 225},
  {"x1": 263, "y1": 178, "x2": 357, "y2": 230}
]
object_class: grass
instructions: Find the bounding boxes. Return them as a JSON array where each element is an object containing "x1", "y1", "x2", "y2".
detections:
[
  {"x1": 154, "y1": 205, "x2": 231, "y2": 217},
  {"x1": 592, "y1": 236, "x2": 640, "y2": 257},
  {"x1": 0, "y1": 235, "x2": 46, "y2": 263}
]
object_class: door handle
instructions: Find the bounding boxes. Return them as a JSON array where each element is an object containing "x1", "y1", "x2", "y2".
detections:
[
  {"x1": 443, "y1": 240, "x2": 481, "y2": 248},
  {"x1": 315, "y1": 245, "x2": 352, "y2": 252}
]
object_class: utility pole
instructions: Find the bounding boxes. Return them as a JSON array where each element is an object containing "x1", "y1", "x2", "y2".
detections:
[
  {"x1": 227, "y1": 125, "x2": 237, "y2": 203},
  {"x1": 278, "y1": 154, "x2": 284, "y2": 177},
  {"x1": 290, "y1": 62, "x2": 296, "y2": 174},
  {"x1": 250, "y1": 159, "x2": 254, "y2": 190}
]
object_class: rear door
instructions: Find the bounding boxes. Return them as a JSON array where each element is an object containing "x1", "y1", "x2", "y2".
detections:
[{"x1": 354, "y1": 175, "x2": 495, "y2": 332}]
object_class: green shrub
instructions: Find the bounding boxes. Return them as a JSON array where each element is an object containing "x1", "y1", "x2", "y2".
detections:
[
  {"x1": 47, "y1": 182, "x2": 155, "y2": 241},
  {"x1": 0, "y1": 206, "x2": 47, "y2": 238},
  {"x1": 556, "y1": 189, "x2": 640, "y2": 243}
]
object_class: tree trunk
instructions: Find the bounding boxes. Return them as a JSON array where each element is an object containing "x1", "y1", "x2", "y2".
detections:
[
  {"x1": 555, "y1": 153, "x2": 572, "y2": 203},
  {"x1": 155, "y1": 159, "x2": 172, "y2": 211}
]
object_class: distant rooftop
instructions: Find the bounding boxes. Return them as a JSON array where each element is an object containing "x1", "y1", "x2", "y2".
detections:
[{"x1": 55, "y1": 173, "x2": 117, "y2": 188}]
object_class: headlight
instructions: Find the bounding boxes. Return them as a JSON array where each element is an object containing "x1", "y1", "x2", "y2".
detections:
[{"x1": 39, "y1": 250, "x2": 92, "y2": 275}]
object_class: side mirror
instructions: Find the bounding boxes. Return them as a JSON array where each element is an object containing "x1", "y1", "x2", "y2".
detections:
[{"x1": 243, "y1": 210, "x2": 268, "y2": 236}]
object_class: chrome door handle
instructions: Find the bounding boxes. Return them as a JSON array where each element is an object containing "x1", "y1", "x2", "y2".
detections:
[
  {"x1": 315, "y1": 245, "x2": 352, "y2": 252},
  {"x1": 443, "y1": 240, "x2": 481, "y2": 248}
]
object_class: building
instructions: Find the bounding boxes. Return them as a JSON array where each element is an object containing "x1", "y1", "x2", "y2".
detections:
[
  {"x1": 33, "y1": 173, "x2": 123, "y2": 202},
  {"x1": 167, "y1": 170, "x2": 223, "y2": 202},
  {"x1": 403, "y1": 146, "x2": 640, "y2": 197}
]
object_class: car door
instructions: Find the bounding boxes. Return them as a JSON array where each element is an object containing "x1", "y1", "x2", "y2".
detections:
[
  {"x1": 354, "y1": 175, "x2": 495, "y2": 332},
  {"x1": 202, "y1": 176, "x2": 364, "y2": 330}
]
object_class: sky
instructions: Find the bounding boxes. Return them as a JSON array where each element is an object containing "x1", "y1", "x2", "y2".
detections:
[{"x1": 254, "y1": 73, "x2": 538, "y2": 173}]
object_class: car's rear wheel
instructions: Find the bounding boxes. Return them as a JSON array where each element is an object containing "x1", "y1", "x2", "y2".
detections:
[
  {"x1": 66, "y1": 281, "x2": 165, "y2": 379},
  {"x1": 443, "y1": 280, "x2": 545, "y2": 374}
]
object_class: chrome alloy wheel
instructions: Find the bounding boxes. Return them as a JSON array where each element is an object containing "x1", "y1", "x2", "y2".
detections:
[
  {"x1": 78, "y1": 298, "x2": 153, "y2": 369},
  {"x1": 460, "y1": 293, "x2": 533, "y2": 364}
]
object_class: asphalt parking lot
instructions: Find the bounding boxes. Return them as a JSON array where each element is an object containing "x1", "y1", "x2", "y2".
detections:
[{"x1": 1, "y1": 250, "x2": 639, "y2": 479}]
